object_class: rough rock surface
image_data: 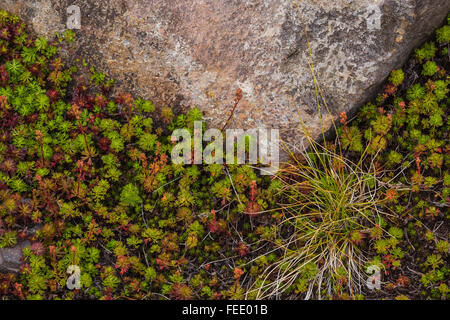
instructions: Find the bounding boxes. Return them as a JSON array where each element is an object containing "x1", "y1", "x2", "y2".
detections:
[
  {"x1": 0, "y1": 241, "x2": 30, "y2": 273},
  {"x1": 0, "y1": 223, "x2": 41, "y2": 273},
  {"x1": 2, "y1": 0, "x2": 450, "y2": 151}
]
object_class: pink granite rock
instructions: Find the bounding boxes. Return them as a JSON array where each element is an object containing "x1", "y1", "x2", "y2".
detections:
[{"x1": 2, "y1": 0, "x2": 449, "y2": 151}]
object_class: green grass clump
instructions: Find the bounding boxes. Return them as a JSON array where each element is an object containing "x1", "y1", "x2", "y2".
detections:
[{"x1": 250, "y1": 137, "x2": 390, "y2": 299}]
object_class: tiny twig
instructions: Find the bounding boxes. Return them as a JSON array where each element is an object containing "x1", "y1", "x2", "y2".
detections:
[{"x1": 221, "y1": 88, "x2": 243, "y2": 132}]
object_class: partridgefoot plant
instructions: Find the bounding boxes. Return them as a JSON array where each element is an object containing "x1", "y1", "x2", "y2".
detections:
[{"x1": 0, "y1": 9, "x2": 280, "y2": 300}]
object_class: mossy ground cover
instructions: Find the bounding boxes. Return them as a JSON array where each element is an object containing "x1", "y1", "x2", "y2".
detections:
[{"x1": 0, "y1": 9, "x2": 448, "y2": 300}]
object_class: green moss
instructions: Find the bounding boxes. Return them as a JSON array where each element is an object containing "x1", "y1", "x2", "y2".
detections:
[
  {"x1": 388, "y1": 69, "x2": 405, "y2": 86},
  {"x1": 422, "y1": 61, "x2": 438, "y2": 76}
]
